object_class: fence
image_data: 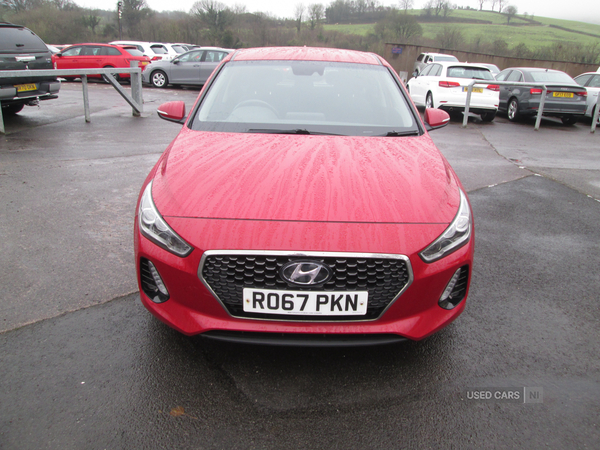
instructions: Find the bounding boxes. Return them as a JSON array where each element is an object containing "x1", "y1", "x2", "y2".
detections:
[{"x1": 1, "y1": 63, "x2": 143, "y2": 134}]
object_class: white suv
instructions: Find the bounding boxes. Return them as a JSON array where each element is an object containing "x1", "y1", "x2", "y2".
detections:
[
  {"x1": 413, "y1": 52, "x2": 458, "y2": 76},
  {"x1": 109, "y1": 41, "x2": 173, "y2": 61}
]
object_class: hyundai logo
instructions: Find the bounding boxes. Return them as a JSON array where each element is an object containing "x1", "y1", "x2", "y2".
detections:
[{"x1": 280, "y1": 261, "x2": 332, "y2": 286}]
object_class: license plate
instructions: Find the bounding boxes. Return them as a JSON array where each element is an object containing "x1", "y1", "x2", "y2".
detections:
[
  {"x1": 553, "y1": 92, "x2": 573, "y2": 98},
  {"x1": 15, "y1": 83, "x2": 37, "y2": 92},
  {"x1": 463, "y1": 87, "x2": 483, "y2": 93},
  {"x1": 243, "y1": 288, "x2": 368, "y2": 316}
]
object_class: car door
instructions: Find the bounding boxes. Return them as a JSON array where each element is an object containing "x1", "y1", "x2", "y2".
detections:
[
  {"x1": 169, "y1": 50, "x2": 204, "y2": 84},
  {"x1": 198, "y1": 50, "x2": 227, "y2": 84},
  {"x1": 54, "y1": 45, "x2": 83, "y2": 70},
  {"x1": 408, "y1": 64, "x2": 434, "y2": 106},
  {"x1": 504, "y1": 70, "x2": 524, "y2": 107}
]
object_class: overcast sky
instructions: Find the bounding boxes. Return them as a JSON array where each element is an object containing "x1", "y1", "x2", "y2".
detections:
[{"x1": 74, "y1": 0, "x2": 600, "y2": 25}]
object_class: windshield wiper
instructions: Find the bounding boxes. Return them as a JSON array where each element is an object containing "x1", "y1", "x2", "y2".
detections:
[
  {"x1": 382, "y1": 130, "x2": 420, "y2": 137},
  {"x1": 247, "y1": 128, "x2": 342, "y2": 136}
]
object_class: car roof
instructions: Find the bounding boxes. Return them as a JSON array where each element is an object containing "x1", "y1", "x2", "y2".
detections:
[
  {"x1": 433, "y1": 61, "x2": 490, "y2": 69},
  {"x1": 503, "y1": 67, "x2": 565, "y2": 73},
  {"x1": 230, "y1": 47, "x2": 382, "y2": 65}
]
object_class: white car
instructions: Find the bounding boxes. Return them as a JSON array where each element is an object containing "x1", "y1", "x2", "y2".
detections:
[
  {"x1": 574, "y1": 71, "x2": 600, "y2": 122},
  {"x1": 407, "y1": 61, "x2": 500, "y2": 122},
  {"x1": 413, "y1": 52, "x2": 458, "y2": 76},
  {"x1": 109, "y1": 40, "x2": 172, "y2": 61}
]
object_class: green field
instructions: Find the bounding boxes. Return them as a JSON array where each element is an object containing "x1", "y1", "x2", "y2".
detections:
[{"x1": 323, "y1": 10, "x2": 600, "y2": 49}]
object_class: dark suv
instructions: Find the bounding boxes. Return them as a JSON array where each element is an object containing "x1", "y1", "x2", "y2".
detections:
[{"x1": 0, "y1": 22, "x2": 60, "y2": 115}]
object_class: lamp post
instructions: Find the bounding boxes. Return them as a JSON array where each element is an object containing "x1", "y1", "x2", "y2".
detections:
[{"x1": 117, "y1": 1, "x2": 123, "y2": 40}]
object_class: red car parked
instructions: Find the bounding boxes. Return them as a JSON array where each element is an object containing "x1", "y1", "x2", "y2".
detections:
[
  {"x1": 52, "y1": 43, "x2": 150, "y2": 81},
  {"x1": 135, "y1": 46, "x2": 474, "y2": 346}
]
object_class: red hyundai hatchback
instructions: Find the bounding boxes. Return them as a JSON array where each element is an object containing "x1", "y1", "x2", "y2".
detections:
[
  {"x1": 52, "y1": 43, "x2": 150, "y2": 81},
  {"x1": 134, "y1": 47, "x2": 474, "y2": 346}
]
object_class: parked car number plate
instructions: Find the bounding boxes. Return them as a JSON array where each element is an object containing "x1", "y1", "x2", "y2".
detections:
[
  {"x1": 553, "y1": 92, "x2": 573, "y2": 98},
  {"x1": 15, "y1": 83, "x2": 37, "y2": 92},
  {"x1": 243, "y1": 288, "x2": 368, "y2": 316},
  {"x1": 463, "y1": 87, "x2": 483, "y2": 93}
]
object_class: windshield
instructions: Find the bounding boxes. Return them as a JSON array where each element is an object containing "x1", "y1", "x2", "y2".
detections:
[
  {"x1": 447, "y1": 66, "x2": 494, "y2": 80},
  {"x1": 529, "y1": 71, "x2": 576, "y2": 84},
  {"x1": 0, "y1": 27, "x2": 49, "y2": 53},
  {"x1": 191, "y1": 60, "x2": 418, "y2": 136}
]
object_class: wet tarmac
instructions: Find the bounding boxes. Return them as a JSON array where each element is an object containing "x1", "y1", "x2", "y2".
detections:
[{"x1": 1, "y1": 82, "x2": 599, "y2": 449}]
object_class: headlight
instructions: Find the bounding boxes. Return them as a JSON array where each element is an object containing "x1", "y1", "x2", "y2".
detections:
[
  {"x1": 138, "y1": 181, "x2": 193, "y2": 257},
  {"x1": 420, "y1": 190, "x2": 472, "y2": 263}
]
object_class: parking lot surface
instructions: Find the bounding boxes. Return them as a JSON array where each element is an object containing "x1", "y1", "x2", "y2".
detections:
[{"x1": 1, "y1": 83, "x2": 599, "y2": 449}]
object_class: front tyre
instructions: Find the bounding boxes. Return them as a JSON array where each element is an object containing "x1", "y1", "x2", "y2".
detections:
[{"x1": 151, "y1": 70, "x2": 168, "y2": 88}]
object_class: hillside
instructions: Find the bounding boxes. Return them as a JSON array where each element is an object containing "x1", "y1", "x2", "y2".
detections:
[{"x1": 324, "y1": 9, "x2": 600, "y2": 49}]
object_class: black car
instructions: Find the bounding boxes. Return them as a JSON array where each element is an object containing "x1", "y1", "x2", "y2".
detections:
[
  {"x1": 0, "y1": 22, "x2": 60, "y2": 115},
  {"x1": 495, "y1": 67, "x2": 587, "y2": 125}
]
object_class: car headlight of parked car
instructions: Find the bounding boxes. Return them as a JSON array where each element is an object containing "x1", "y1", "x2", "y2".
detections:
[
  {"x1": 420, "y1": 190, "x2": 472, "y2": 263},
  {"x1": 138, "y1": 181, "x2": 193, "y2": 257}
]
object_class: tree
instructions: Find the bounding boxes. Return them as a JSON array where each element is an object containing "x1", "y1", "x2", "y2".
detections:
[
  {"x1": 294, "y1": 3, "x2": 304, "y2": 33},
  {"x1": 398, "y1": 0, "x2": 414, "y2": 13},
  {"x1": 308, "y1": 4, "x2": 324, "y2": 30},
  {"x1": 435, "y1": 25, "x2": 464, "y2": 49},
  {"x1": 477, "y1": 0, "x2": 487, "y2": 11},
  {"x1": 490, "y1": 0, "x2": 497, "y2": 12},
  {"x1": 191, "y1": 0, "x2": 233, "y2": 45},
  {"x1": 82, "y1": 13, "x2": 101, "y2": 37},
  {"x1": 122, "y1": 0, "x2": 151, "y2": 37},
  {"x1": 504, "y1": 4, "x2": 517, "y2": 24}
]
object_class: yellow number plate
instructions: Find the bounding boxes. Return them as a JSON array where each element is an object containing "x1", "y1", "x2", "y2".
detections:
[
  {"x1": 553, "y1": 92, "x2": 573, "y2": 98},
  {"x1": 15, "y1": 83, "x2": 37, "y2": 92},
  {"x1": 462, "y1": 87, "x2": 483, "y2": 93}
]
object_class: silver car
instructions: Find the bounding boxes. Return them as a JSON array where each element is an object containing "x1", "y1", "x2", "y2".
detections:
[{"x1": 142, "y1": 47, "x2": 233, "y2": 88}]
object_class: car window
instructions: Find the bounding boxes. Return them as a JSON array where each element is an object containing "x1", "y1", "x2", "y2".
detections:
[
  {"x1": 123, "y1": 48, "x2": 144, "y2": 57},
  {"x1": 574, "y1": 74, "x2": 591, "y2": 85},
  {"x1": 506, "y1": 71, "x2": 523, "y2": 82},
  {"x1": 150, "y1": 45, "x2": 168, "y2": 55},
  {"x1": 420, "y1": 65, "x2": 433, "y2": 76},
  {"x1": 495, "y1": 70, "x2": 510, "y2": 81},
  {"x1": 589, "y1": 75, "x2": 600, "y2": 88},
  {"x1": 179, "y1": 51, "x2": 204, "y2": 62},
  {"x1": 103, "y1": 47, "x2": 122, "y2": 56},
  {"x1": 62, "y1": 46, "x2": 82, "y2": 56},
  {"x1": 416, "y1": 54, "x2": 424, "y2": 62},
  {"x1": 0, "y1": 27, "x2": 49, "y2": 53},
  {"x1": 171, "y1": 45, "x2": 187, "y2": 53},
  {"x1": 192, "y1": 60, "x2": 417, "y2": 136},
  {"x1": 428, "y1": 64, "x2": 442, "y2": 77},
  {"x1": 203, "y1": 51, "x2": 227, "y2": 63},
  {"x1": 446, "y1": 66, "x2": 494, "y2": 80},
  {"x1": 529, "y1": 71, "x2": 575, "y2": 83}
]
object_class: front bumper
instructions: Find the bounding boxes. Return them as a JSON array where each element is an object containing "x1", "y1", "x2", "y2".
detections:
[{"x1": 134, "y1": 217, "x2": 474, "y2": 342}]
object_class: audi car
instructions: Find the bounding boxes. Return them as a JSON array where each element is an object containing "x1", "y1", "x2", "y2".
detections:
[{"x1": 134, "y1": 47, "x2": 474, "y2": 346}]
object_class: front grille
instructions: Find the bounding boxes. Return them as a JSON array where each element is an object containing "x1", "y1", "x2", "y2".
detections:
[{"x1": 199, "y1": 251, "x2": 412, "y2": 321}]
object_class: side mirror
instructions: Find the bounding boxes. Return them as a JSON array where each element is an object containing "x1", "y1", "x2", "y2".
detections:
[
  {"x1": 172, "y1": 59, "x2": 180, "y2": 64},
  {"x1": 424, "y1": 108, "x2": 450, "y2": 131},
  {"x1": 157, "y1": 101, "x2": 186, "y2": 124},
  {"x1": 412, "y1": 71, "x2": 418, "y2": 78}
]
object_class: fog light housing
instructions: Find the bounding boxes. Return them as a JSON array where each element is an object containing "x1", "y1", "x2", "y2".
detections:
[
  {"x1": 140, "y1": 258, "x2": 170, "y2": 303},
  {"x1": 439, "y1": 265, "x2": 469, "y2": 310}
]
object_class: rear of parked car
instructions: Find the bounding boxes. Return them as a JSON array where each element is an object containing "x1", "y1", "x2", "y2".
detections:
[
  {"x1": 496, "y1": 68, "x2": 587, "y2": 125},
  {"x1": 0, "y1": 22, "x2": 60, "y2": 115},
  {"x1": 407, "y1": 62, "x2": 499, "y2": 122}
]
